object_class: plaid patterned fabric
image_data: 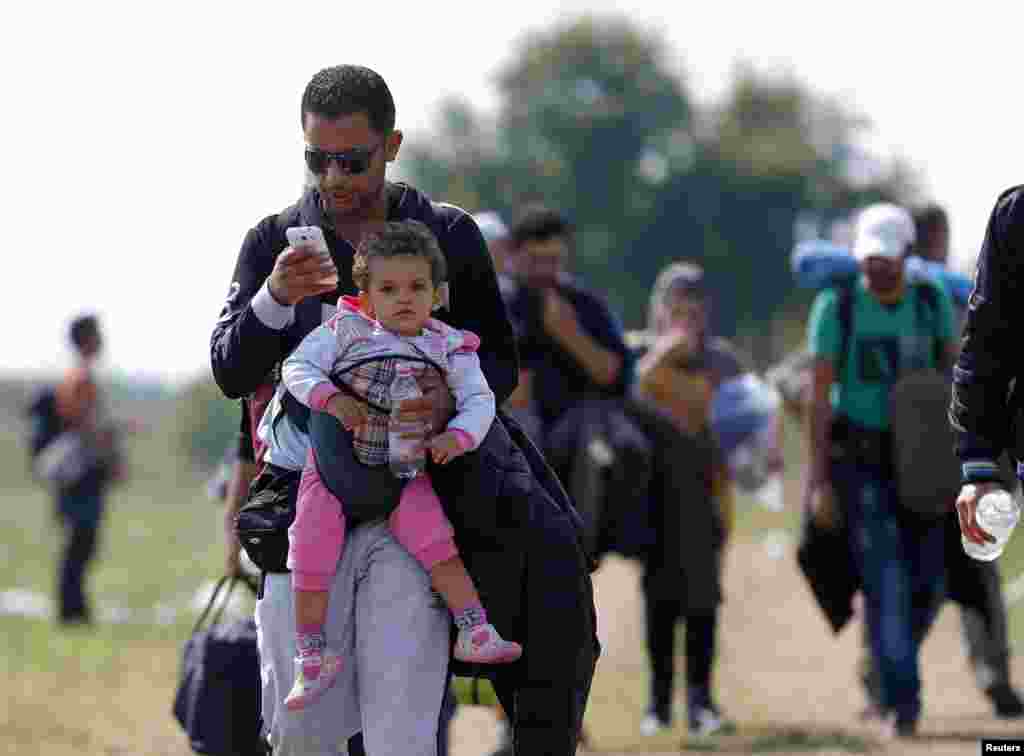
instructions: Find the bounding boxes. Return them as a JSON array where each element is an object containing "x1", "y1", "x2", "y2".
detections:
[
  {"x1": 336, "y1": 357, "x2": 394, "y2": 467},
  {"x1": 333, "y1": 358, "x2": 436, "y2": 467},
  {"x1": 320, "y1": 301, "x2": 463, "y2": 467}
]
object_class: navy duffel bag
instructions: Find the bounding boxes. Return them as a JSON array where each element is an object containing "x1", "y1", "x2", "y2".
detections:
[{"x1": 173, "y1": 575, "x2": 265, "y2": 755}]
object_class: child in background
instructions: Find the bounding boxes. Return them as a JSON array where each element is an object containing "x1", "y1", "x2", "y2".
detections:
[{"x1": 275, "y1": 220, "x2": 522, "y2": 711}]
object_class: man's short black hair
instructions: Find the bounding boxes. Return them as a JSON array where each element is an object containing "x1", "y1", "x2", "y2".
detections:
[
  {"x1": 913, "y1": 203, "x2": 949, "y2": 248},
  {"x1": 301, "y1": 65, "x2": 396, "y2": 134},
  {"x1": 69, "y1": 314, "x2": 99, "y2": 350},
  {"x1": 510, "y1": 204, "x2": 574, "y2": 248}
]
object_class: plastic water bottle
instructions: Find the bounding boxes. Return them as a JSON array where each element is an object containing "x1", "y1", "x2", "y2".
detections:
[
  {"x1": 389, "y1": 363, "x2": 426, "y2": 479},
  {"x1": 962, "y1": 488, "x2": 1021, "y2": 561}
]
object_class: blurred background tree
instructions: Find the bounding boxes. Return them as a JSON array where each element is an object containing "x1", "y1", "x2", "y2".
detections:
[
  {"x1": 173, "y1": 376, "x2": 239, "y2": 471},
  {"x1": 404, "y1": 14, "x2": 920, "y2": 365}
]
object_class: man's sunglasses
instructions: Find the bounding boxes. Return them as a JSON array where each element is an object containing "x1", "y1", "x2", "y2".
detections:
[{"x1": 304, "y1": 144, "x2": 382, "y2": 176}]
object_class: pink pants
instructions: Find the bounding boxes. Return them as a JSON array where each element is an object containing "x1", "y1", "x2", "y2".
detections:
[{"x1": 287, "y1": 451, "x2": 459, "y2": 592}]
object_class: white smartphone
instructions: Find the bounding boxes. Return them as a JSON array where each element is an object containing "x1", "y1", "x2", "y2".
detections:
[
  {"x1": 286, "y1": 225, "x2": 329, "y2": 255},
  {"x1": 286, "y1": 225, "x2": 338, "y2": 288}
]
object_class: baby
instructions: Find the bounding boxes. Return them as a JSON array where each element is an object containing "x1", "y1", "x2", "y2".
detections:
[{"x1": 277, "y1": 220, "x2": 522, "y2": 711}]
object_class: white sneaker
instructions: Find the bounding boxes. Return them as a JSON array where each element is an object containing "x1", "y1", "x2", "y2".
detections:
[
  {"x1": 689, "y1": 705, "x2": 724, "y2": 736},
  {"x1": 877, "y1": 712, "x2": 898, "y2": 742},
  {"x1": 639, "y1": 712, "x2": 670, "y2": 736}
]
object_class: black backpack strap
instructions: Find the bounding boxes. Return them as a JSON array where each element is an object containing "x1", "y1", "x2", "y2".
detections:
[
  {"x1": 838, "y1": 279, "x2": 944, "y2": 376},
  {"x1": 911, "y1": 280, "x2": 944, "y2": 367},
  {"x1": 835, "y1": 283, "x2": 856, "y2": 377}
]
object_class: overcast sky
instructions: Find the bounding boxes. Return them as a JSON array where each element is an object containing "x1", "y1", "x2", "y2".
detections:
[{"x1": 4, "y1": 1, "x2": 1021, "y2": 384}]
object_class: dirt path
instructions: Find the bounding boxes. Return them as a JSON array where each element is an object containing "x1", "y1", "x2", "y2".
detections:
[{"x1": 450, "y1": 537, "x2": 1024, "y2": 756}]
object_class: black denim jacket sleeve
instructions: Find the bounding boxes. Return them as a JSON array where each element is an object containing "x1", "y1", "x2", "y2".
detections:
[
  {"x1": 210, "y1": 214, "x2": 291, "y2": 399},
  {"x1": 950, "y1": 185, "x2": 1024, "y2": 481}
]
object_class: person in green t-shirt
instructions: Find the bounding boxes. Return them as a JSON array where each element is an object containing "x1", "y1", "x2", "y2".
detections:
[
  {"x1": 847, "y1": 204, "x2": 1024, "y2": 723},
  {"x1": 804, "y1": 203, "x2": 959, "y2": 738},
  {"x1": 807, "y1": 271, "x2": 955, "y2": 430}
]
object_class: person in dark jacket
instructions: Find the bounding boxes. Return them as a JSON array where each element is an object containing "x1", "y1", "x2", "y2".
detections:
[
  {"x1": 491, "y1": 205, "x2": 633, "y2": 755},
  {"x1": 210, "y1": 65, "x2": 597, "y2": 756},
  {"x1": 951, "y1": 186, "x2": 1024, "y2": 713},
  {"x1": 947, "y1": 188, "x2": 1024, "y2": 503},
  {"x1": 500, "y1": 205, "x2": 635, "y2": 445}
]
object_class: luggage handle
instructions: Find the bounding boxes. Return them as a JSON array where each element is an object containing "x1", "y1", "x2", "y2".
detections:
[{"x1": 192, "y1": 574, "x2": 258, "y2": 634}]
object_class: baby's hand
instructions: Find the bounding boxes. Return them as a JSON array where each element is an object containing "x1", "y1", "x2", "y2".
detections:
[
  {"x1": 325, "y1": 394, "x2": 367, "y2": 431},
  {"x1": 427, "y1": 431, "x2": 465, "y2": 465}
]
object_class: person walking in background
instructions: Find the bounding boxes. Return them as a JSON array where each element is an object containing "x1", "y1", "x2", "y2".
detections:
[
  {"x1": 630, "y1": 261, "x2": 769, "y2": 737},
  {"x1": 949, "y1": 187, "x2": 1024, "y2": 716},
  {"x1": 806, "y1": 203, "x2": 958, "y2": 738},
  {"x1": 49, "y1": 315, "x2": 122, "y2": 625},
  {"x1": 491, "y1": 203, "x2": 630, "y2": 755},
  {"x1": 914, "y1": 203, "x2": 951, "y2": 264},
  {"x1": 912, "y1": 204, "x2": 968, "y2": 332},
  {"x1": 500, "y1": 204, "x2": 634, "y2": 447},
  {"x1": 853, "y1": 203, "x2": 1024, "y2": 720}
]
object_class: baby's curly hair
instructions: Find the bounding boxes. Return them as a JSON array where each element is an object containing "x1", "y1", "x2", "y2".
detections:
[{"x1": 352, "y1": 220, "x2": 447, "y2": 291}]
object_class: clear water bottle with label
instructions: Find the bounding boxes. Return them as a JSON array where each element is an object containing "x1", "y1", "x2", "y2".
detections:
[
  {"x1": 389, "y1": 363, "x2": 426, "y2": 479},
  {"x1": 962, "y1": 488, "x2": 1021, "y2": 561}
]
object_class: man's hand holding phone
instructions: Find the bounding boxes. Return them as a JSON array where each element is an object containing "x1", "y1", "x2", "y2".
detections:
[{"x1": 268, "y1": 227, "x2": 339, "y2": 306}]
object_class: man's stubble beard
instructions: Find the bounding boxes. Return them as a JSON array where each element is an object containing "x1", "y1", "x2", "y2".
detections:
[
  {"x1": 319, "y1": 183, "x2": 387, "y2": 230},
  {"x1": 867, "y1": 274, "x2": 905, "y2": 303}
]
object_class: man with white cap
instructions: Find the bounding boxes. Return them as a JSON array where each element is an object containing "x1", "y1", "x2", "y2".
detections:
[{"x1": 804, "y1": 203, "x2": 958, "y2": 737}]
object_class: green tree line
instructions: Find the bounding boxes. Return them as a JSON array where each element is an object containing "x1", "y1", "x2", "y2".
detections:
[{"x1": 402, "y1": 14, "x2": 918, "y2": 364}]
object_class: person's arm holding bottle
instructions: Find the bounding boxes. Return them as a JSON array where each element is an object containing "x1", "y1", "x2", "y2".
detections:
[{"x1": 951, "y1": 187, "x2": 1024, "y2": 545}]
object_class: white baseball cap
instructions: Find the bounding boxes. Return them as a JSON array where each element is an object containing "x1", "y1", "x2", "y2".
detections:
[
  {"x1": 472, "y1": 211, "x2": 509, "y2": 243},
  {"x1": 852, "y1": 203, "x2": 916, "y2": 262}
]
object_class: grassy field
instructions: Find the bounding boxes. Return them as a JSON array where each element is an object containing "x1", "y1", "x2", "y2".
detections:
[
  {"x1": 1, "y1": 388, "x2": 1022, "y2": 755},
  {"x1": 0, "y1": 393, "x2": 241, "y2": 755}
]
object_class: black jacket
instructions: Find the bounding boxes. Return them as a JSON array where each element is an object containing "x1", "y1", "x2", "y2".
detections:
[
  {"x1": 502, "y1": 274, "x2": 635, "y2": 431},
  {"x1": 950, "y1": 185, "x2": 1024, "y2": 482},
  {"x1": 210, "y1": 183, "x2": 518, "y2": 404}
]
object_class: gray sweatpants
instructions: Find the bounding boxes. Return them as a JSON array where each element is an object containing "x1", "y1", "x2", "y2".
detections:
[{"x1": 256, "y1": 520, "x2": 451, "y2": 756}]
